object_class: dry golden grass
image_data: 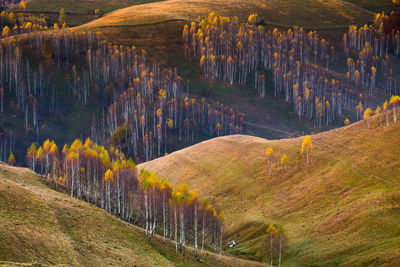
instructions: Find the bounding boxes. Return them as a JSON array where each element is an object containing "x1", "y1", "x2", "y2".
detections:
[
  {"x1": 78, "y1": 0, "x2": 375, "y2": 30},
  {"x1": 0, "y1": 164, "x2": 267, "y2": 266},
  {"x1": 139, "y1": 113, "x2": 400, "y2": 265}
]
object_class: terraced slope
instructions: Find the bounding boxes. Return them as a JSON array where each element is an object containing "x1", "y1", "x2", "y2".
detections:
[{"x1": 139, "y1": 113, "x2": 400, "y2": 265}]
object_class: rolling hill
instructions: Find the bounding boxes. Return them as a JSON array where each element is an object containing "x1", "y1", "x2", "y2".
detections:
[
  {"x1": 139, "y1": 112, "x2": 400, "y2": 265},
  {"x1": 0, "y1": 163, "x2": 266, "y2": 266},
  {"x1": 79, "y1": 0, "x2": 377, "y2": 29},
  {"x1": 71, "y1": 0, "x2": 397, "y2": 141}
]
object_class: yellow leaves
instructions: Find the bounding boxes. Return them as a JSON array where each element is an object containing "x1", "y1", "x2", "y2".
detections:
[
  {"x1": 27, "y1": 143, "x2": 37, "y2": 156},
  {"x1": 104, "y1": 169, "x2": 114, "y2": 183},
  {"x1": 374, "y1": 13, "x2": 381, "y2": 23},
  {"x1": 356, "y1": 102, "x2": 364, "y2": 113},
  {"x1": 8, "y1": 12, "x2": 16, "y2": 24},
  {"x1": 378, "y1": 22, "x2": 384, "y2": 34},
  {"x1": 189, "y1": 21, "x2": 196, "y2": 35},
  {"x1": 280, "y1": 153, "x2": 288, "y2": 165},
  {"x1": 113, "y1": 159, "x2": 121, "y2": 173},
  {"x1": 301, "y1": 135, "x2": 312, "y2": 154},
  {"x1": 62, "y1": 144, "x2": 68, "y2": 154},
  {"x1": 200, "y1": 55, "x2": 206, "y2": 66},
  {"x1": 58, "y1": 8, "x2": 66, "y2": 25},
  {"x1": 383, "y1": 100, "x2": 388, "y2": 111},
  {"x1": 248, "y1": 13, "x2": 258, "y2": 25},
  {"x1": 363, "y1": 108, "x2": 372, "y2": 120},
  {"x1": 371, "y1": 66, "x2": 376, "y2": 75},
  {"x1": 70, "y1": 139, "x2": 83, "y2": 152},
  {"x1": 148, "y1": 176, "x2": 161, "y2": 191},
  {"x1": 19, "y1": 1, "x2": 26, "y2": 10},
  {"x1": 390, "y1": 95, "x2": 400, "y2": 105},
  {"x1": 167, "y1": 118, "x2": 174, "y2": 128},
  {"x1": 159, "y1": 89, "x2": 166, "y2": 99},
  {"x1": 2, "y1": 26, "x2": 10, "y2": 37},
  {"x1": 237, "y1": 41, "x2": 243, "y2": 50},
  {"x1": 375, "y1": 106, "x2": 381, "y2": 115},
  {"x1": 344, "y1": 118, "x2": 350, "y2": 126},
  {"x1": 156, "y1": 108, "x2": 162, "y2": 118},
  {"x1": 8, "y1": 153, "x2": 16, "y2": 166},
  {"x1": 50, "y1": 144, "x2": 59, "y2": 156},
  {"x1": 67, "y1": 151, "x2": 78, "y2": 161},
  {"x1": 305, "y1": 88, "x2": 310, "y2": 101},
  {"x1": 43, "y1": 139, "x2": 52, "y2": 152},
  {"x1": 84, "y1": 138, "x2": 93, "y2": 149},
  {"x1": 227, "y1": 56, "x2": 233, "y2": 65},
  {"x1": 36, "y1": 147, "x2": 44, "y2": 160},
  {"x1": 354, "y1": 69, "x2": 360, "y2": 79},
  {"x1": 24, "y1": 22, "x2": 32, "y2": 30},
  {"x1": 266, "y1": 147, "x2": 274, "y2": 157},
  {"x1": 191, "y1": 189, "x2": 200, "y2": 202},
  {"x1": 266, "y1": 223, "x2": 277, "y2": 234},
  {"x1": 177, "y1": 183, "x2": 189, "y2": 195},
  {"x1": 160, "y1": 178, "x2": 172, "y2": 192}
]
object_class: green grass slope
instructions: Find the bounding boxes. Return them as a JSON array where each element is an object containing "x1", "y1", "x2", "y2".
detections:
[
  {"x1": 0, "y1": 164, "x2": 266, "y2": 266},
  {"x1": 139, "y1": 113, "x2": 400, "y2": 265}
]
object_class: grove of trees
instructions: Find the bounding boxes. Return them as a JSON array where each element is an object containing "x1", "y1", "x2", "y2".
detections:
[
  {"x1": 0, "y1": 26, "x2": 244, "y2": 164},
  {"x1": 184, "y1": 12, "x2": 400, "y2": 129},
  {"x1": 27, "y1": 138, "x2": 224, "y2": 257}
]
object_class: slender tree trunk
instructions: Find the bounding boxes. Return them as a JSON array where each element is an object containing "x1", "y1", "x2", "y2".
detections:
[
  {"x1": 174, "y1": 206, "x2": 178, "y2": 255},
  {"x1": 201, "y1": 213, "x2": 205, "y2": 255},
  {"x1": 270, "y1": 234, "x2": 273, "y2": 267},
  {"x1": 279, "y1": 235, "x2": 282, "y2": 267},
  {"x1": 145, "y1": 193, "x2": 149, "y2": 239},
  {"x1": 194, "y1": 203, "x2": 198, "y2": 258}
]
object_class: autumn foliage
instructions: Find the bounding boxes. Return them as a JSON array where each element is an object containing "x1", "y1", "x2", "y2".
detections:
[{"x1": 27, "y1": 137, "x2": 223, "y2": 257}]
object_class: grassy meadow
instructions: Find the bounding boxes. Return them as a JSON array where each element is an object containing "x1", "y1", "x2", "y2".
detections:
[
  {"x1": 0, "y1": 163, "x2": 267, "y2": 266},
  {"x1": 139, "y1": 113, "x2": 400, "y2": 265}
]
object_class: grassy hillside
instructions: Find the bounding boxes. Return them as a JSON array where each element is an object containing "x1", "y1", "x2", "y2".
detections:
[
  {"x1": 75, "y1": 0, "x2": 396, "y2": 140},
  {"x1": 79, "y1": 0, "x2": 375, "y2": 29},
  {"x1": 24, "y1": 0, "x2": 164, "y2": 26},
  {"x1": 0, "y1": 163, "x2": 266, "y2": 266},
  {"x1": 345, "y1": 0, "x2": 393, "y2": 13},
  {"x1": 139, "y1": 112, "x2": 400, "y2": 265},
  {"x1": 83, "y1": 20, "x2": 312, "y2": 140}
]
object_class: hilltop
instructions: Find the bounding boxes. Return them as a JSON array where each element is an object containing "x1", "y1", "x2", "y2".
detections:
[
  {"x1": 0, "y1": 163, "x2": 266, "y2": 266},
  {"x1": 79, "y1": 0, "x2": 376, "y2": 29},
  {"x1": 139, "y1": 113, "x2": 400, "y2": 265}
]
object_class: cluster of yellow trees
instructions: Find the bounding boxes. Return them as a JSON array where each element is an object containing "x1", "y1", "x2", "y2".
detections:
[
  {"x1": 265, "y1": 134, "x2": 313, "y2": 174},
  {"x1": 265, "y1": 224, "x2": 287, "y2": 267},
  {"x1": 345, "y1": 12, "x2": 400, "y2": 59},
  {"x1": 0, "y1": 7, "x2": 67, "y2": 38},
  {"x1": 362, "y1": 95, "x2": 400, "y2": 128},
  {"x1": 26, "y1": 138, "x2": 223, "y2": 258},
  {"x1": 139, "y1": 170, "x2": 223, "y2": 257},
  {"x1": 265, "y1": 147, "x2": 288, "y2": 175},
  {"x1": 183, "y1": 13, "x2": 361, "y2": 128}
]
